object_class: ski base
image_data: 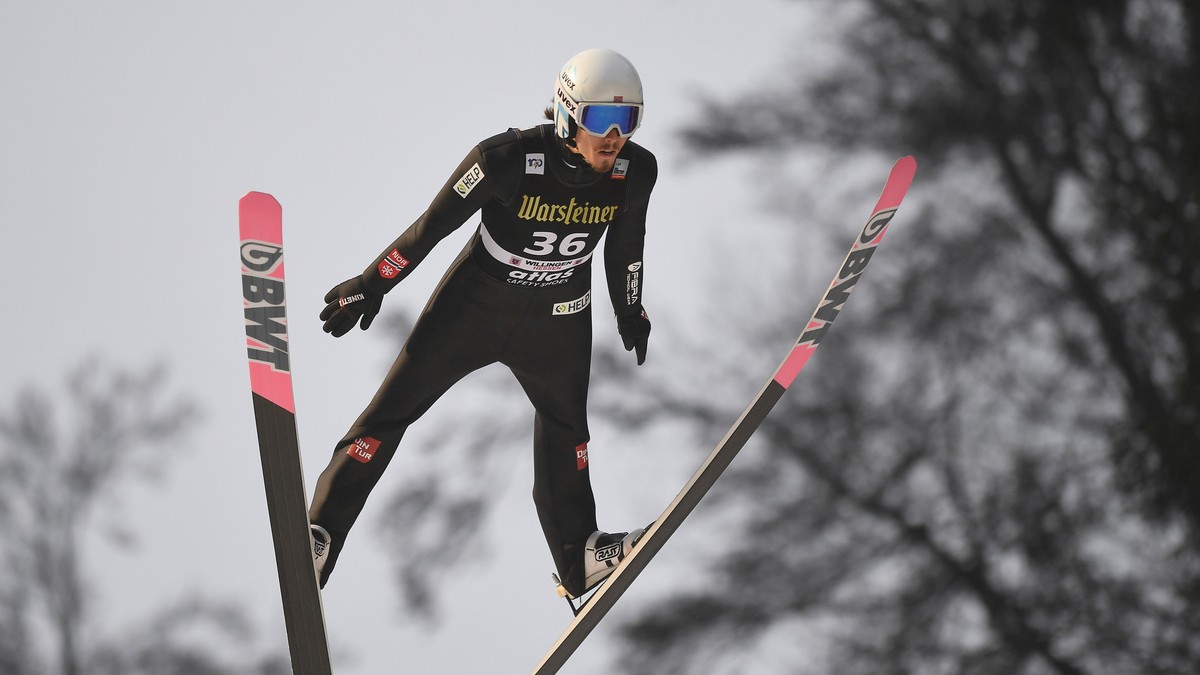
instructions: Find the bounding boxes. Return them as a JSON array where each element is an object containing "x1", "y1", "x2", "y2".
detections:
[{"x1": 240, "y1": 191, "x2": 333, "y2": 675}]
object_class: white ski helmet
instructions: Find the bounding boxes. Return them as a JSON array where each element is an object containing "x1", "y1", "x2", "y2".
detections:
[{"x1": 553, "y1": 48, "x2": 644, "y2": 141}]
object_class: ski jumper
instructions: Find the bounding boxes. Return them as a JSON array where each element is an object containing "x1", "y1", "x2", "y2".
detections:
[{"x1": 308, "y1": 123, "x2": 657, "y2": 593}]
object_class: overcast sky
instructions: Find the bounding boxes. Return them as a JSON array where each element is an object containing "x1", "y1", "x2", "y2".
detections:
[{"x1": 0, "y1": 2, "x2": 855, "y2": 673}]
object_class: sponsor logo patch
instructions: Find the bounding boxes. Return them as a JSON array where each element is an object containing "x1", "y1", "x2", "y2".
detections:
[
  {"x1": 626, "y1": 261, "x2": 642, "y2": 305},
  {"x1": 240, "y1": 240, "x2": 284, "y2": 274},
  {"x1": 453, "y1": 162, "x2": 485, "y2": 198},
  {"x1": 556, "y1": 84, "x2": 577, "y2": 114},
  {"x1": 575, "y1": 442, "x2": 589, "y2": 470},
  {"x1": 516, "y1": 195, "x2": 619, "y2": 224},
  {"x1": 611, "y1": 158, "x2": 629, "y2": 180},
  {"x1": 595, "y1": 543, "x2": 622, "y2": 562},
  {"x1": 241, "y1": 240, "x2": 289, "y2": 374},
  {"x1": 347, "y1": 436, "x2": 381, "y2": 464},
  {"x1": 378, "y1": 249, "x2": 410, "y2": 279},
  {"x1": 526, "y1": 153, "x2": 545, "y2": 175},
  {"x1": 508, "y1": 269, "x2": 576, "y2": 287},
  {"x1": 553, "y1": 290, "x2": 591, "y2": 316}
]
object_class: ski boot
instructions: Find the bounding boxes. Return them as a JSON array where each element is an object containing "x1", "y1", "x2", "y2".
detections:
[
  {"x1": 554, "y1": 526, "x2": 648, "y2": 605},
  {"x1": 311, "y1": 524, "x2": 332, "y2": 588}
]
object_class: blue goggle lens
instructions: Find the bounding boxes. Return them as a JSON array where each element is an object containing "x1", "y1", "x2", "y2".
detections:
[{"x1": 578, "y1": 104, "x2": 641, "y2": 137}]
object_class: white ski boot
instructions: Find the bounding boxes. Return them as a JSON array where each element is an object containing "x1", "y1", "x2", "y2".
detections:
[
  {"x1": 311, "y1": 524, "x2": 332, "y2": 586},
  {"x1": 556, "y1": 527, "x2": 647, "y2": 599}
]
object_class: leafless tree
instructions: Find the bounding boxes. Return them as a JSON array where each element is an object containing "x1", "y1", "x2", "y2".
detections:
[
  {"x1": 592, "y1": 1, "x2": 1200, "y2": 673},
  {"x1": 0, "y1": 359, "x2": 286, "y2": 675}
]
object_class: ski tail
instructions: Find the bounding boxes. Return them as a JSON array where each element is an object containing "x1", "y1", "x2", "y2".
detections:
[
  {"x1": 239, "y1": 191, "x2": 333, "y2": 675},
  {"x1": 531, "y1": 156, "x2": 917, "y2": 675}
]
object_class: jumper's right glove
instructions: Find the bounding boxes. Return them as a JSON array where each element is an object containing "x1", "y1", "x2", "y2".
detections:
[
  {"x1": 320, "y1": 276, "x2": 383, "y2": 337},
  {"x1": 617, "y1": 309, "x2": 651, "y2": 366}
]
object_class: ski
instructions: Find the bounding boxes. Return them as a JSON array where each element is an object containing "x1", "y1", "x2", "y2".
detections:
[
  {"x1": 240, "y1": 191, "x2": 333, "y2": 675},
  {"x1": 532, "y1": 156, "x2": 918, "y2": 675}
]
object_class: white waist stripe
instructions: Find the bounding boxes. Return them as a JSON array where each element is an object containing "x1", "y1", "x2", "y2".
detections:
[{"x1": 479, "y1": 222, "x2": 593, "y2": 272}]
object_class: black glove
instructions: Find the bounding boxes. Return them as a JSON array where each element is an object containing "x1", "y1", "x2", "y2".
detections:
[
  {"x1": 320, "y1": 276, "x2": 383, "y2": 337},
  {"x1": 617, "y1": 309, "x2": 651, "y2": 366}
]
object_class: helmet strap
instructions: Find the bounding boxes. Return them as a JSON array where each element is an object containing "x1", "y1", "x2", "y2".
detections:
[{"x1": 563, "y1": 118, "x2": 579, "y2": 149}]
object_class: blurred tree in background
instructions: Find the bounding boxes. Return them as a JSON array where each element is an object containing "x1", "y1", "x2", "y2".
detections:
[
  {"x1": 595, "y1": 0, "x2": 1200, "y2": 673},
  {"x1": 0, "y1": 360, "x2": 287, "y2": 675}
]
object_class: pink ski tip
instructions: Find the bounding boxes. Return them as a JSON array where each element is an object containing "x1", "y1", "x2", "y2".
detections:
[
  {"x1": 239, "y1": 191, "x2": 282, "y2": 215},
  {"x1": 239, "y1": 191, "x2": 283, "y2": 242},
  {"x1": 874, "y1": 156, "x2": 917, "y2": 212},
  {"x1": 241, "y1": 190, "x2": 280, "y2": 205}
]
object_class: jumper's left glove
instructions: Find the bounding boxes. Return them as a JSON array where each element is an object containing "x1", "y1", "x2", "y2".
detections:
[
  {"x1": 320, "y1": 276, "x2": 383, "y2": 338},
  {"x1": 617, "y1": 309, "x2": 651, "y2": 366}
]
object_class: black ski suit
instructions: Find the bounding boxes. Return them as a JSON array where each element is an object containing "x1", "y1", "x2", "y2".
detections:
[{"x1": 308, "y1": 124, "x2": 657, "y2": 595}]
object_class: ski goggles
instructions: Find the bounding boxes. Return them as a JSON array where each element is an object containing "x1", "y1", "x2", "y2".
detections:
[{"x1": 576, "y1": 102, "x2": 643, "y2": 138}]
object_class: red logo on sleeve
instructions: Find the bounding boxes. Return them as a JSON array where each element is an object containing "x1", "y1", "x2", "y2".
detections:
[
  {"x1": 378, "y1": 249, "x2": 410, "y2": 279},
  {"x1": 575, "y1": 442, "x2": 589, "y2": 470},
  {"x1": 348, "y1": 436, "x2": 381, "y2": 463}
]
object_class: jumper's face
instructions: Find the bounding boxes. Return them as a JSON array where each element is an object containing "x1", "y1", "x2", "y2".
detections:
[{"x1": 573, "y1": 127, "x2": 626, "y2": 173}]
